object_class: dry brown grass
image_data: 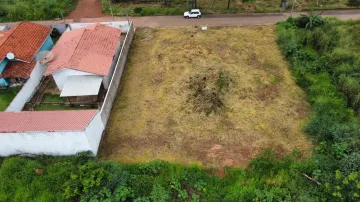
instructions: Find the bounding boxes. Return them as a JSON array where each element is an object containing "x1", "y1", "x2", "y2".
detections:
[{"x1": 98, "y1": 26, "x2": 313, "y2": 168}]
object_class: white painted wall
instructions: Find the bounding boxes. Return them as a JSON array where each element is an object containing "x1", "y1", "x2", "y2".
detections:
[
  {"x1": 68, "y1": 21, "x2": 130, "y2": 33},
  {"x1": 52, "y1": 68, "x2": 95, "y2": 90},
  {"x1": 84, "y1": 112, "x2": 105, "y2": 155},
  {"x1": 0, "y1": 25, "x2": 8, "y2": 31},
  {"x1": 6, "y1": 62, "x2": 48, "y2": 112},
  {"x1": 0, "y1": 131, "x2": 90, "y2": 156}
]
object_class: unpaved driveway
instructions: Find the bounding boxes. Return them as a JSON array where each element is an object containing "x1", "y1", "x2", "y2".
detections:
[{"x1": 67, "y1": 0, "x2": 106, "y2": 22}]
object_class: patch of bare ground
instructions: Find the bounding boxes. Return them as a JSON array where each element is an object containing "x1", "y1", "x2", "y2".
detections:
[{"x1": 98, "y1": 26, "x2": 313, "y2": 168}]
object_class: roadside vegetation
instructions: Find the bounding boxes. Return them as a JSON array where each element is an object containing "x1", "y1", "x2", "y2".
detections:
[
  {"x1": 101, "y1": 0, "x2": 358, "y2": 16},
  {"x1": 1, "y1": 15, "x2": 360, "y2": 201},
  {"x1": 0, "y1": 87, "x2": 20, "y2": 111},
  {"x1": 0, "y1": 0, "x2": 78, "y2": 22},
  {"x1": 99, "y1": 26, "x2": 312, "y2": 168}
]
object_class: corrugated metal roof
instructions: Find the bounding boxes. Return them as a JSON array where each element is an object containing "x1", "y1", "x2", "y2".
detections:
[
  {"x1": 45, "y1": 23, "x2": 121, "y2": 76},
  {"x1": 60, "y1": 75, "x2": 103, "y2": 97},
  {"x1": 0, "y1": 22, "x2": 52, "y2": 62},
  {"x1": 0, "y1": 110, "x2": 98, "y2": 133}
]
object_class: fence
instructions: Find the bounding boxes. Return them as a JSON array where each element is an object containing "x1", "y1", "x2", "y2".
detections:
[
  {"x1": 100, "y1": 22, "x2": 135, "y2": 125},
  {"x1": 6, "y1": 63, "x2": 47, "y2": 112}
]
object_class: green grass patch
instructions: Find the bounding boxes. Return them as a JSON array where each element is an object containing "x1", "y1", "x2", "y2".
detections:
[
  {"x1": 41, "y1": 94, "x2": 67, "y2": 103},
  {"x1": 34, "y1": 104, "x2": 97, "y2": 111},
  {"x1": 0, "y1": 87, "x2": 20, "y2": 111}
]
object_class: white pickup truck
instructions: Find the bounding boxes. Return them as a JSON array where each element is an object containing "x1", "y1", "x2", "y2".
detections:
[{"x1": 184, "y1": 9, "x2": 202, "y2": 19}]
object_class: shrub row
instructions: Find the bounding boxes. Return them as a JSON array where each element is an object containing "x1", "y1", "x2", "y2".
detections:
[{"x1": 1, "y1": 0, "x2": 77, "y2": 21}]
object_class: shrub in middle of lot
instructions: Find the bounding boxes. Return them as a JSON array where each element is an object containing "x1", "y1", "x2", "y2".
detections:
[{"x1": 187, "y1": 68, "x2": 231, "y2": 115}]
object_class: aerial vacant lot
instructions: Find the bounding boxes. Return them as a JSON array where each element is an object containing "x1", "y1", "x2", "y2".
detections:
[{"x1": 99, "y1": 26, "x2": 312, "y2": 168}]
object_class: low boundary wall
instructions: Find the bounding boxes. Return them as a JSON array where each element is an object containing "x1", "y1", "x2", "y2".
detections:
[
  {"x1": 6, "y1": 63, "x2": 47, "y2": 112},
  {"x1": 100, "y1": 22, "x2": 135, "y2": 126}
]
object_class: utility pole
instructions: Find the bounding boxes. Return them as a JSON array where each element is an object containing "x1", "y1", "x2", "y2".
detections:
[
  {"x1": 126, "y1": 10, "x2": 130, "y2": 26},
  {"x1": 61, "y1": 12, "x2": 65, "y2": 24},
  {"x1": 108, "y1": 0, "x2": 114, "y2": 21}
]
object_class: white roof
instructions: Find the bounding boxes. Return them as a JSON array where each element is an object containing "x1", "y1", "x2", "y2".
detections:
[
  {"x1": 191, "y1": 9, "x2": 200, "y2": 12},
  {"x1": 60, "y1": 75, "x2": 103, "y2": 97}
]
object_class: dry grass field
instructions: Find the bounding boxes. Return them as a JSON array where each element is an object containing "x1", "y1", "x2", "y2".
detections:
[{"x1": 98, "y1": 26, "x2": 312, "y2": 168}]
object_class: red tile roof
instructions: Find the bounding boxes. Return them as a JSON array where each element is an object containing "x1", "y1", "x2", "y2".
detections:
[
  {"x1": 45, "y1": 23, "x2": 121, "y2": 76},
  {"x1": 0, "y1": 61, "x2": 37, "y2": 78},
  {"x1": 0, "y1": 110, "x2": 98, "y2": 133},
  {"x1": 0, "y1": 22, "x2": 52, "y2": 62}
]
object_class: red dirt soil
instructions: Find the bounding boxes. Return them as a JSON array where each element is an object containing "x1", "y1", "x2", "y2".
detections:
[{"x1": 67, "y1": 0, "x2": 107, "y2": 22}]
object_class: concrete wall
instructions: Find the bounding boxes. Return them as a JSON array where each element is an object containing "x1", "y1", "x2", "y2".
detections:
[
  {"x1": 52, "y1": 68, "x2": 95, "y2": 90},
  {"x1": 69, "y1": 21, "x2": 131, "y2": 33},
  {"x1": 84, "y1": 112, "x2": 105, "y2": 155},
  {"x1": 0, "y1": 131, "x2": 90, "y2": 156},
  {"x1": 100, "y1": 22, "x2": 135, "y2": 125},
  {"x1": 103, "y1": 41, "x2": 122, "y2": 89},
  {"x1": 6, "y1": 62, "x2": 48, "y2": 112}
]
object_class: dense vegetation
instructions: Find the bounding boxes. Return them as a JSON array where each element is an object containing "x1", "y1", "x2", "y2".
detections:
[
  {"x1": 1, "y1": 17, "x2": 360, "y2": 201},
  {"x1": 277, "y1": 15, "x2": 360, "y2": 200},
  {"x1": 0, "y1": 0, "x2": 78, "y2": 22}
]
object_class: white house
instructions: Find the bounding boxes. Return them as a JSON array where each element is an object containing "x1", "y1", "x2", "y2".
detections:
[
  {"x1": 0, "y1": 110, "x2": 104, "y2": 155},
  {"x1": 44, "y1": 23, "x2": 122, "y2": 97}
]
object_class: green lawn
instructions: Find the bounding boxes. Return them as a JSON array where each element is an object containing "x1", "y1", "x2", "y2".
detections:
[
  {"x1": 41, "y1": 93, "x2": 67, "y2": 103},
  {"x1": 0, "y1": 87, "x2": 20, "y2": 111}
]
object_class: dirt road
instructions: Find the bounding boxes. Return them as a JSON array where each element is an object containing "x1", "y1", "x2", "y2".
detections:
[
  {"x1": 1, "y1": 10, "x2": 360, "y2": 28},
  {"x1": 79, "y1": 10, "x2": 360, "y2": 27},
  {"x1": 67, "y1": 0, "x2": 105, "y2": 22}
]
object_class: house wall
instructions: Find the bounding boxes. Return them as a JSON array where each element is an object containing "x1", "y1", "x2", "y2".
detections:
[
  {"x1": 0, "y1": 131, "x2": 90, "y2": 156},
  {"x1": 0, "y1": 58, "x2": 8, "y2": 74},
  {"x1": 84, "y1": 112, "x2": 105, "y2": 155},
  {"x1": 6, "y1": 62, "x2": 48, "y2": 112},
  {"x1": 52, "y1": 69, "x2": 95, "y2": 90},
  {"x1": 100, "y1": 22, "x2": 135, "y2": 126},
  {"x1": 34, "y1": 36, "x2": 54, "y2": 60},
  {"x1": 0, "y1": 25, "x2": 9, "y2": 31}
]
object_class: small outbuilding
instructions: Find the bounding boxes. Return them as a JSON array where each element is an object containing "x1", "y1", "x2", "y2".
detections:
[{"x1": 0, "y1": 110, "x2": 104, "y2": 155}]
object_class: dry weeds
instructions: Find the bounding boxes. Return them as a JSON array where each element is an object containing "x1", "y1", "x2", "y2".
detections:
[{"x1": 98, "y1": 26, "x2": 313, "y2": 168}]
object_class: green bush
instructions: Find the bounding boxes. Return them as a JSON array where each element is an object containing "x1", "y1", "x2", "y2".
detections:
[
  {"x1": 296, "y1": 11, "x2": 325, "y2": 29},
  {"x1": 348, "y1": 0, "x2": 360, "y2": 6},
  {"x1": 3, "y1": 0, "x2": 77, "y2": 21}
]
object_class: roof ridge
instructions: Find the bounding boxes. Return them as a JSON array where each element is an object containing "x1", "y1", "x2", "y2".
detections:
[{"x1": 66, "y1": 27, "x2": 87, "y2": 70}]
